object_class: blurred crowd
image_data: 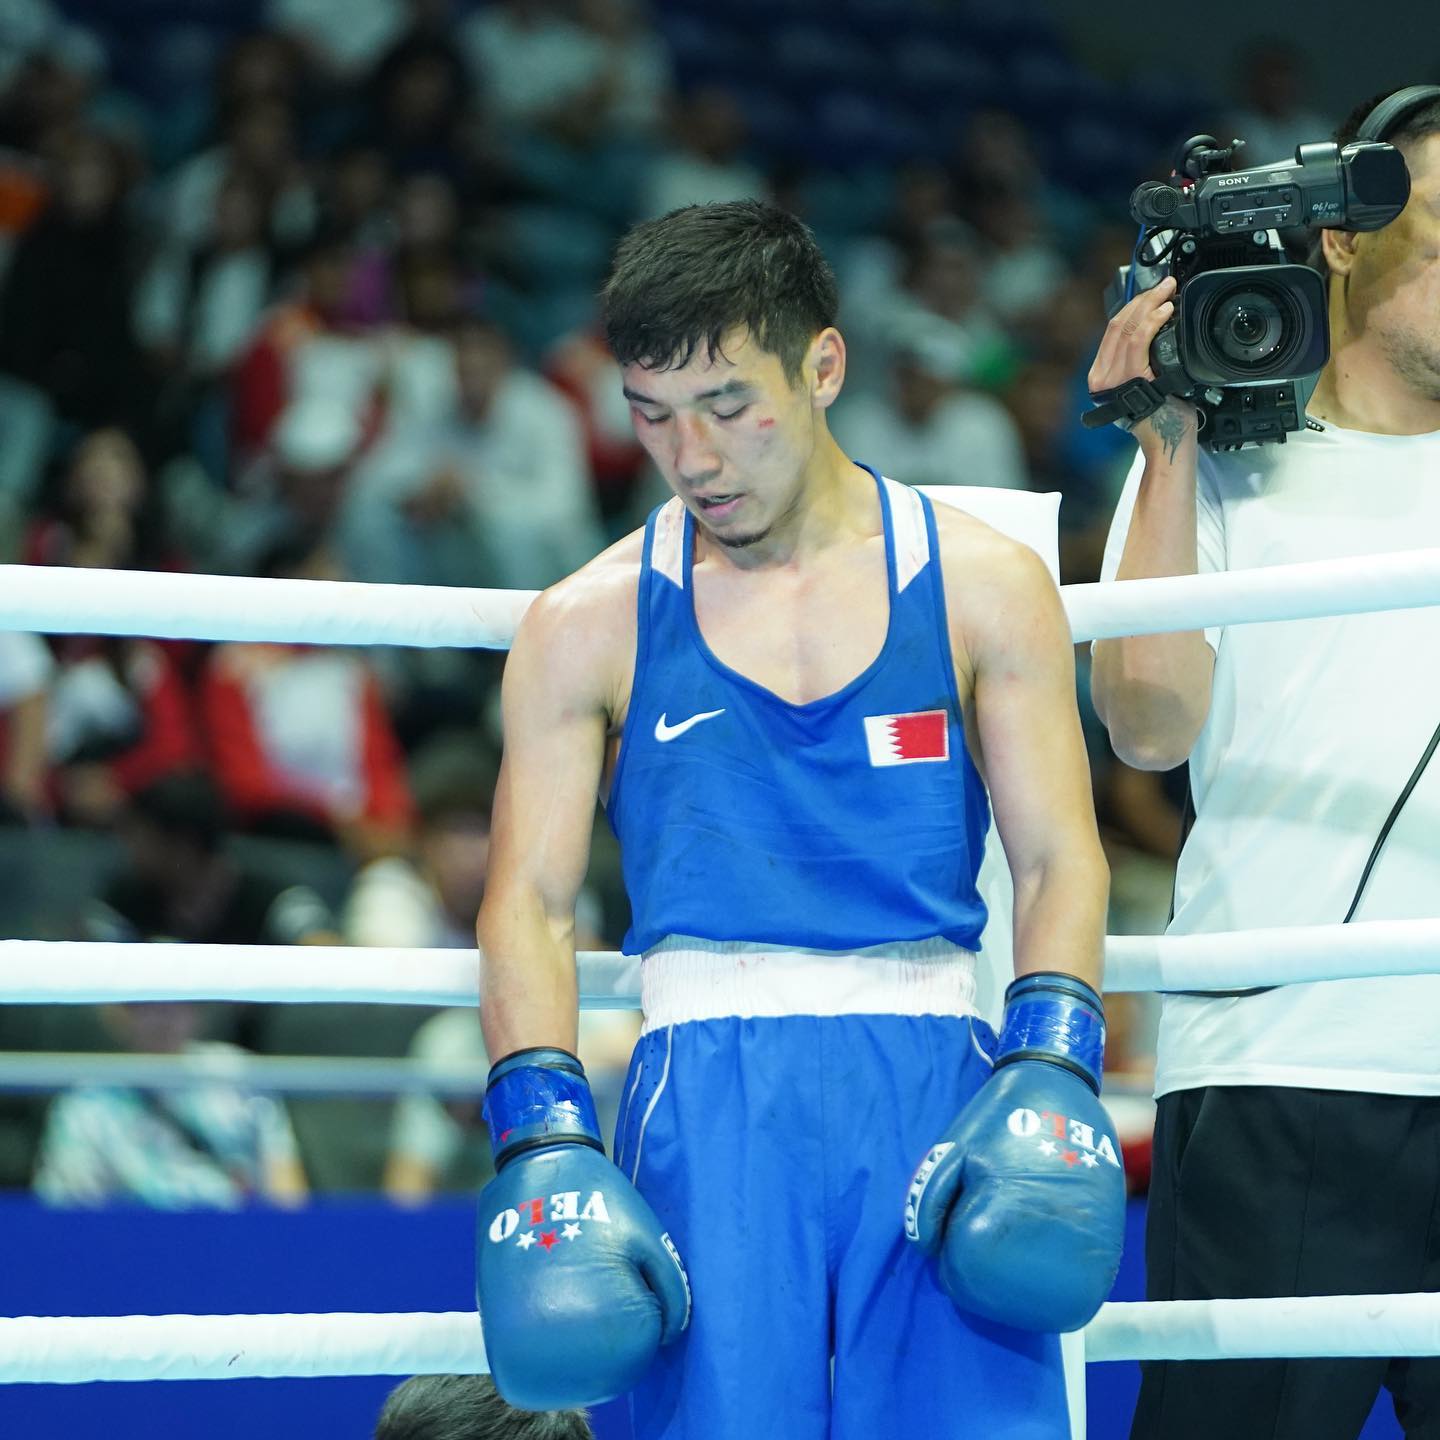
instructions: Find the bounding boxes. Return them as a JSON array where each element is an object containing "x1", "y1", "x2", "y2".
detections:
[{"x1": 0, "y1": 0, "x2": 1337, "y2": 1202}]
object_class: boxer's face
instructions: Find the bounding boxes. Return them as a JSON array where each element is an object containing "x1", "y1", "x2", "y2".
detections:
[
  {"x1": 622, "y1": 326, "x2": 843, "y2": 550},
  {"x1": 1336, "y1": 133, "x2": 1440, "y2": 398}
]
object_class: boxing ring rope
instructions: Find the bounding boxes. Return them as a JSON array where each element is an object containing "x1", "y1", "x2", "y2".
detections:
[
  {"x1": 0, "y1": 565, "x2": 535, "y2": 649},
  {"x1": 6, "y1": 544, "x2": 1440, "y2": 648},
  {"x1": 0, "y1": 1051, "x2": 489, "y2": 1098},
  {"x1": 3, "y1": 917, "x2": 1439, "y2": 1009},
  {"x1": 2, "y1": 1291, "x2": 1439, "y2": 1383}
]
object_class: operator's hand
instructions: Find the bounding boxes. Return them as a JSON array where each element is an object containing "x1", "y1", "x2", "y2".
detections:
[{"x1": 1087, "y1": 276, "x2": 1198, "y2": 464}]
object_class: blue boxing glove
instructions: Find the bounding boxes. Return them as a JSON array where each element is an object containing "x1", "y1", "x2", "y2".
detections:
[
  {"x1": 905, "y1": 973, "x2": 1126, "y2": 1332},
  {"x1": 476, "y1": 1047, "x2": 691, "y2": 1410}
]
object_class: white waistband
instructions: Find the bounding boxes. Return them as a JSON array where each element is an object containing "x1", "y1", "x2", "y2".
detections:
[{"x1": 639, "y1": 935, "x2": 979, "y2": 1032}]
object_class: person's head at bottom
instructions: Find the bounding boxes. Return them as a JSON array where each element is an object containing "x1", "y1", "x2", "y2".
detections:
[{"x1": 375, "y1": 1374, "x2": 593, "y2": 1440}]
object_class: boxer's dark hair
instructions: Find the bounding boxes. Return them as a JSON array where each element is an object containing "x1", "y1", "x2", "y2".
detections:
[
  {"x1": 601, "y1": 199, "x2": 838, "y2": 384},
  {"x1": 375, "y1": 1374, "x2": 591, "y2": 1440},
  {"x1": 1308, "y1": 91, "x2": 1440, "y2": 279}
]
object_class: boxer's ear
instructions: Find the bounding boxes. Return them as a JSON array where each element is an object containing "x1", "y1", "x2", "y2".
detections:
[{"x1": 809, "y1": 328, "x2": 846, "y2": 409}]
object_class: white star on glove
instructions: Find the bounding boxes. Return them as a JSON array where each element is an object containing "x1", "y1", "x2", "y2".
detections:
[
  {"x1": 1080, "y1": 1152, "x2": 1099, "y2": 1168},
  {"x1": 516, "y1": 1232, "x2": 537, "y2": 1250},
  {"x1": 562, "y1": 1223, "x2": 582, "y2": 1240},
  {"x1": 1037, "y1": 1139, "x2": 1058, "y2": 1156}
]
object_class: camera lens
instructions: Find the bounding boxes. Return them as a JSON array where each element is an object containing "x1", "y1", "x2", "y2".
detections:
[
  {"x1": 1230, "y1": 308, "x2": 1268, "y2": 346},
  {"x1": 1178, "y1": 265, "x2": 1328, "y2": 387},
  {"x1": 1210, "y1": 289, "x2": 1286, "y2": 367}
]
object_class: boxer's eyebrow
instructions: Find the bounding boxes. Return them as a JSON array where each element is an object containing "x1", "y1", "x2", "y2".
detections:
[{"x1": 623, "y1": 380, "x2": 755, "y2": 406}]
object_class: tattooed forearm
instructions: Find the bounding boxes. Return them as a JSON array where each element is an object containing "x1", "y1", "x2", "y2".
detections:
[{"x1": 1146, "y1": 402, "x2": 1191, "y2": 462}]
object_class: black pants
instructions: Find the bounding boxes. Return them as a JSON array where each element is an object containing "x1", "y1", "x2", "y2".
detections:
[{"x1": 1131, "y1": 1086, "x2": 1440, "y2": 1440}]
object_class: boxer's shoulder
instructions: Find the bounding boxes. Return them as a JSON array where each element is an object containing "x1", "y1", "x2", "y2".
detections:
[
  {"x1": 929, "y1": 503, "x2": 1064, "y2": 677},
  {"x1": 929, "y1": 501, "x2": 1047, "y2": 588},
  {"x1": 510, "y1": 529, "x2": 644, "y2": 720}
]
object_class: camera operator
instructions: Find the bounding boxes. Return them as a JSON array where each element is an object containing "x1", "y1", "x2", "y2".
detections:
[{"x1": 1089, "y1": 88, "x2": 1440, "y2": 1440}]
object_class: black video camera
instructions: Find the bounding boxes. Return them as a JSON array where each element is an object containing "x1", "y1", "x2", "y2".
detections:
[{"x1": 1093, "y1": 134, "x2": 1410, "y2": 449}]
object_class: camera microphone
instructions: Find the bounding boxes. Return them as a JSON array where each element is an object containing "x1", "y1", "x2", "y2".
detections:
[{"x1": 1130, "y1": 181, "x2": 1182, "y2": 225}]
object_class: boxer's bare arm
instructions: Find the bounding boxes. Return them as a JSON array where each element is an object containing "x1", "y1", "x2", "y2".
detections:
[
  {"x1": 942, "y1": 520, "x2": 1108, "y2": 990},
  {"x1": 477, "y1": 547, "x2": 638, "y2": 1060}
]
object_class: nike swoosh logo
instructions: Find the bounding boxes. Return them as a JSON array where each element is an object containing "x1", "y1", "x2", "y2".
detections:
[{"x1": 654, "y1": 708, "x2": 726, "y2": 742}]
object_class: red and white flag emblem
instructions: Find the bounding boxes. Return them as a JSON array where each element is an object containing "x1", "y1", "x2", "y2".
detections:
[{"x1": 863, "y1": 709, "x2": 949, "y2": 767}]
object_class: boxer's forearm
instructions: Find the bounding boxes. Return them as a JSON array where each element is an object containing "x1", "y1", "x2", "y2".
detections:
[
  {"x1": 1009, "y1": 853, "x2": 1108, "y2": 992},
  {"x1": 477, "y1": 882, "x2": 580, "y2": 1059}
]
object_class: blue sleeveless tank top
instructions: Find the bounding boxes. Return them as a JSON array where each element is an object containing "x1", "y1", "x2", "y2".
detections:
[{"x1": 606, "y1": 465, "x2": 989, "y2": 955}]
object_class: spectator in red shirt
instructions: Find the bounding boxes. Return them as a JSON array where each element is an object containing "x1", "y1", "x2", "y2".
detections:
[
  {"x1": 229, "y1": 231, "x2": 363, "y2": 465},
  {"x1": 542, "y1": 324, "x2": 648, "y2": 527},
  {"x1": 201, "y1": 532, "x2": 414, "y2": 860},
  {"x1": 24, "y1": 428, "x2": 201, "y2": 826}
]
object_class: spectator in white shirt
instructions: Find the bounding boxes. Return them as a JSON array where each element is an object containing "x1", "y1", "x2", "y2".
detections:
[
  {"x1": 639, "y1": 86, "x2": 765, "y2": 219},
  {"x1": 134, "y1": 167, "x2": 277, "y2": 391},
  {"x1": 341, "y1": 315, "x2": 603, "y2": 591},
  {"x1": 830, "y1": 329, "x2": 1028, "y2": 493},
  {"x1": 460, "y1": 0, "x2": 668, "y2": 147}
]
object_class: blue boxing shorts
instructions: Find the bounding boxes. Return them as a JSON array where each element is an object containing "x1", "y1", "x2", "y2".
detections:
[{"x1": 611, "y1": 940, "x2": 1071, "y2": 1440}]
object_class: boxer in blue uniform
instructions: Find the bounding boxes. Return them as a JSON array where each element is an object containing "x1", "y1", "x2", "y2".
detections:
[{"x1": 474, "y1": 201, "x2": 1124, "y2": 1438}]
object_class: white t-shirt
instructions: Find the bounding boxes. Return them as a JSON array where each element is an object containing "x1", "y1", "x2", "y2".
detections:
[
  {"x1": 0, "y1": 632, "x2": 52, "y2": 707},
  {"x1": 1101, "y1": 420, "x2": 1440, "y2": 1097}
]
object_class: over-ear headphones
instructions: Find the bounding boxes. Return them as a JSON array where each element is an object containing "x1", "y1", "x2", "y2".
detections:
[{"x1": 1356, "y1": 84, "x2": 1440, "y2": 144}]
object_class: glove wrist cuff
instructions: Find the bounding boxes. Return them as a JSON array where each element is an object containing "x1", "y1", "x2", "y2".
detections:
[
  {"x1": 484, "y1": 1047, "x2": 604, "y2": 1167},
  {"x1": 994, "y1": 972, "x2": 1106, "y2": 1094}
]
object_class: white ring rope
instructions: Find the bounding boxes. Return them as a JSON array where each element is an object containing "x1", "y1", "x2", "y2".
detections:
[
  {"x1": 1097, "y1": 917, "x2": 1440, "y2": 993},
  {"x1": 5, "y1": 546, "x2": 1440, "y2": 649},
  {"x1": 2, "y1": 1293, "x2": 1438, "y2": 1383},
  {"x1": 1061, "y1": 544, "x2": 1440, "y2": 641},
  {"x1": 0, "y1": 1052, "x2": 489, "y2": 1098},
  {"x1": 0, "y1": 565, "x2": 535, "y2": 649},
  {"x1": 0, "y1": 1311, "x2": 488, "y2": 1383},
  {"x1": 2, "y1": 920, "x2": 1437, "y2": 1008},
  {"x1": 1084, "y1": 1292, "x2": 1440, "y2": 1363},
  {"x1": 0, "y1": 942, "x2": 640, "y2": 1008}
]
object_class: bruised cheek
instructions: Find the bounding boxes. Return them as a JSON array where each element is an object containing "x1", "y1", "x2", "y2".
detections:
[{"x1": 741, "y1": 418, "x2": 794, "y2": 472}]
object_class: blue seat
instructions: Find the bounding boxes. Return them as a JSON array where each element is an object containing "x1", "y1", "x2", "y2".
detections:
[
  {"x1": 733, "y1": 85, "x2": 809, "y2": 164},
  {"x1": 888, "y1": 39, "x2": 1005, "y2": 114},
  {"x1": 810, "y1": 90, "x2": 933, "y2": 168},
  {"x1": 769, "y1": 23, "x2": 877, "y2": 98},
  {"x1": 1053, "y1": 115, "x2": 1152, "y2": 205},
  {"x1": 656, "y1": 13, "x2": 752, "y2": 88}
]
